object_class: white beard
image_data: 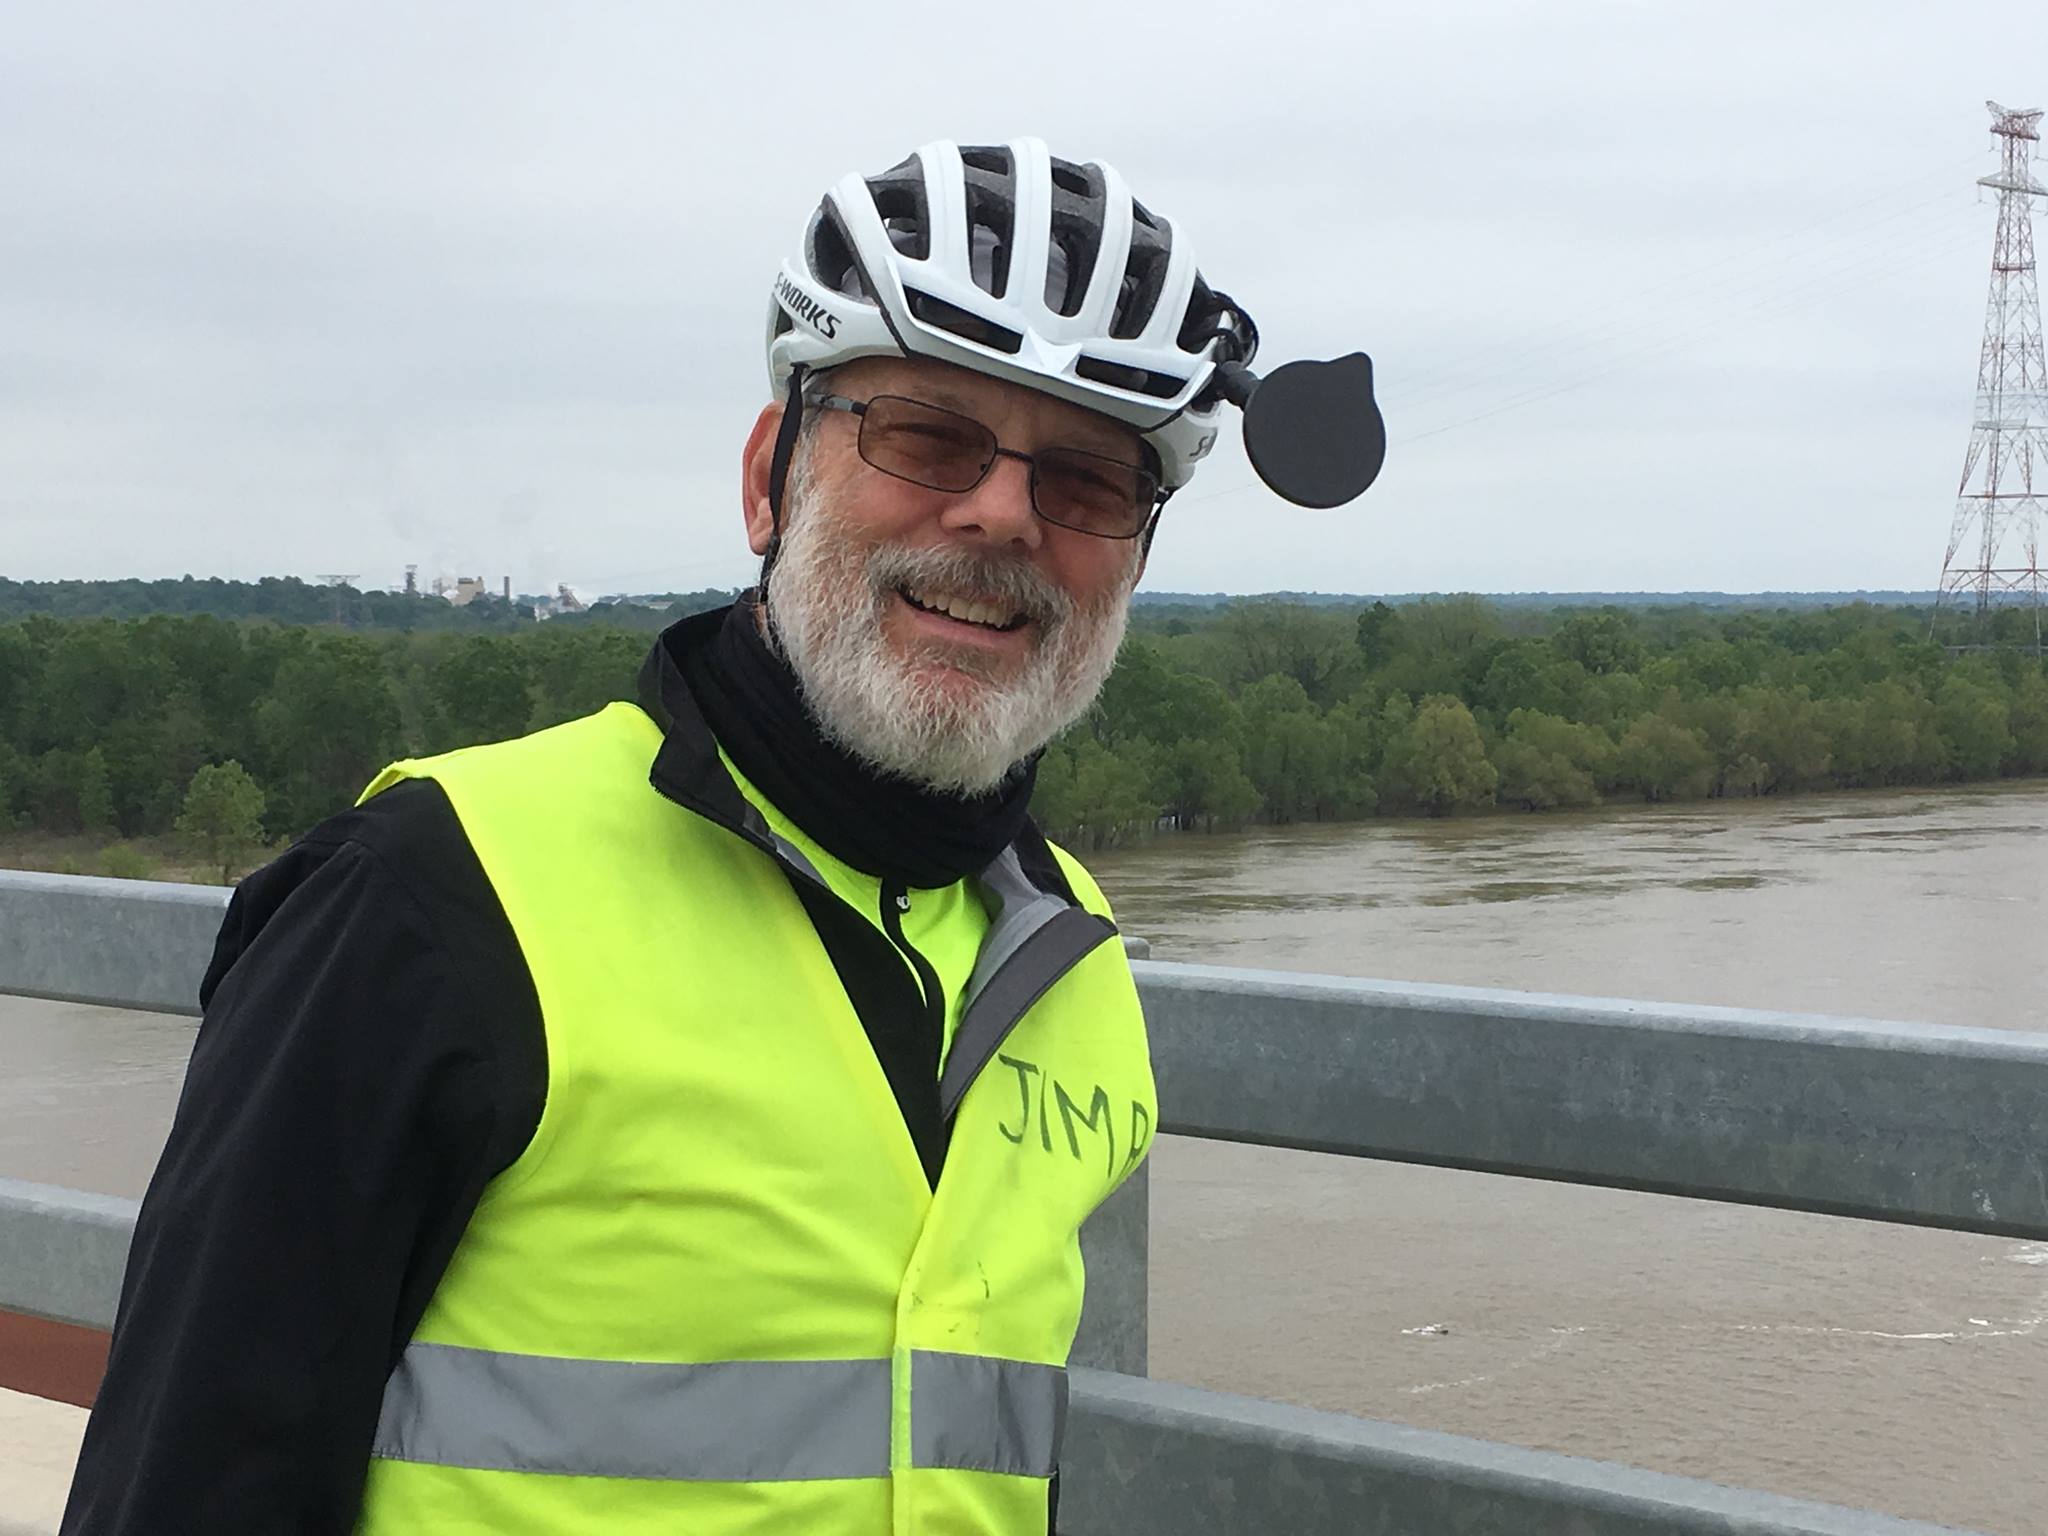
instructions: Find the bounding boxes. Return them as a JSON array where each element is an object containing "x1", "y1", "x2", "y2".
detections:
[{"x1": 765, "y1": 457, "x2": 1136, "y2": 796}]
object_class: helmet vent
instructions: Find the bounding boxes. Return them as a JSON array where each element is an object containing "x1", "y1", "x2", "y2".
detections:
[
  {"x1": 808, "y1": 205, "x2": 874, "y2": 301},
  {"x1": 1045, "y1": 160, "x2": 1104, "y2": 318},
  {"x1": 1043, "y1": 235, "x2": 1080, "y2": 317},
  {"x1": 904, "y1": 288, "x2": 1023, "y2": 355},
  {"x1": 1110, "y1": 237, "x2": 1171, "y2": 341},
  {"x1": 959, "y1": 145, "x2": 1017, "y2": 301},
  {"x1": 870, "y1": 184, "x2": 929, "y2": 262},
  {"x1": 1075, "y1": 355, "x2": 1187, "y2": 400}
]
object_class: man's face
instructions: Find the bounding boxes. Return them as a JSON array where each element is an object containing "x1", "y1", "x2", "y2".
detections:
[{"x1": 745, "y1": 355, "x2": 1147, "y2": 795}]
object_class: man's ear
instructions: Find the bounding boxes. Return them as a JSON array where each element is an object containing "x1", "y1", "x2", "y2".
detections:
[{"x1": 741, "y1": 401, "x2": 785, "y2": 557}]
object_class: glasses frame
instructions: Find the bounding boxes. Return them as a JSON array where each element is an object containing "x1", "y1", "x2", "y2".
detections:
[{"x1": 808, "y1": 392, "x2": 1162, "y2": 541}]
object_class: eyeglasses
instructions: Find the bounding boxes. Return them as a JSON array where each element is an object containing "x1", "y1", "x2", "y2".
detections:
[{"x1": 809, "y1": 393, "x2": 1159, "y2": 540}]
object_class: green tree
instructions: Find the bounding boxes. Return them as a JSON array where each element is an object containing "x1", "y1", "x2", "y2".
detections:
[
  {"x1": 1551, "y1": 610, "x2": 1644, "y2": 676},
  {"x1": 1238, "y1": 675, "x2": 1340, "y2": 822},
  {"x1": 1472, "y1": 640, "x2": 1570, "y2": 721},
  {"x1": 2003, "y1": 667, "x2": 2048, "y2": 775},
  {"x1": 1935, "y1": 671, "x2": 2013, "y2": 780},
  {"x1": 1572, "y1": 669, "x2": 1647, "y2": 736},
  {"x1": 1615, "y1": 715, "x2": 1716, "y2": 802},
  {"x1": 253, "y1": 635, "x2": 402, "y2": 834},
  {"x1": 109, "y1": 694, "x2": 212, "y2": 832},
  {"x1": 1668, "y1": 637, "x2": 1764, "y2": 696},
  {"x1": 1373, "y1": 595, "x2": 1505, "y2": 702},
  {"x1": 30, "y1": 747, "x2": 86, "y2": 831},
  {"x1": 0, "y1": 626, "x2": 34, "y2": 746},
  {"x1": 1032, "y1": 738, "x2": 1159, "y2": 850},
  {"x1": 1492, "y1": 710, "x2": 1613, "y2": 811},
  {"x1": 432, "y1": 636, "x2": 537, "y2": 748},
  {"x1": 1736, "y1": 685, "x2": 1833, "y2": 793},
  {"x1": 0, "y1": 741, "x2": 21, "y2": 830},
  {"x1": 1380, "y1": 695, "x2": 1497, "y2": 816},
  {"x1": 1213, "y1": 602, "x2": 1363, "y2": 706},
  {"x1": 1092, "y1": 641, "x2": 1239, "y2": 750},
  {"x1": 77, "y1": 746, "x2": 115, "y2": 833},
  {"x1": 1321, "y1": 700, "x2": 1381, "y2": 818},
  {"x1": 1374, "y1": 693, "x2": 1414, "y2": 769},
  {"x1": 176, "y1": 761, "x2": 269, "y2": 884},
  {"x1": 1828, "y1": 681, "x2": 1941, "y2": 787},
  {"x1": 1154, "y1": 737, "x2": 1260, "y2": 830},
  {"x1": 1354, "y1": 601, "x2": 1404, "y2": 670},
  {"x1": 527, "y1": 630, "x2": 645, "y2": 730}
]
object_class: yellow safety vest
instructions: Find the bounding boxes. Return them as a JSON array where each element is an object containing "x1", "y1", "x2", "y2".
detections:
[{"x1": 350, "y1": 702, "x2": 1155, "y2": 1534}]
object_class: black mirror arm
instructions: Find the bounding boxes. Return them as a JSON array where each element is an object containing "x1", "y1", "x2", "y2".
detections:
[{"x1": 1210, "y1": 360, "x2": 1261, "y2": 410}]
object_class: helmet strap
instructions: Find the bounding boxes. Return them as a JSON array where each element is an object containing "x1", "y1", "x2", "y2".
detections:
[
  {"x1": 1140, "y1": 488, "x2": 1173, "y2": 559},
  {"x1": 759, "y1": 364, "x2": 809, "y2": 595}
]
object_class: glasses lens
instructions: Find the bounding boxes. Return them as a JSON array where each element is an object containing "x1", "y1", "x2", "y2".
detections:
[
  {"x1": 856, "y1": 396, "x2": 996, "y2": 493},
  {"x1": 1033, "y1": 448, "x2": 1155, "y2": 538}
]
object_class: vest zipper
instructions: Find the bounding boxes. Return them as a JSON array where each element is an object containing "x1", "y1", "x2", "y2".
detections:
[{"x1": 879, "y1": 879, "x2": 947, "y2": 1051}]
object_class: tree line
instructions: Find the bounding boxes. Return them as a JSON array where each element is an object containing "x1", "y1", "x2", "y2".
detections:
[
  {"x1": 0, "y1": 616, "x2": 651, "y2": 867},
  {"x1": 1, "y1": 597, "x2": 2044, "y2": 875},
  {"x1": 1030, "y1": 597, "x2": 2048, "y2": 846},
  {"x1": 0, "y1": 575, "x2": 740, "y2": 630}
]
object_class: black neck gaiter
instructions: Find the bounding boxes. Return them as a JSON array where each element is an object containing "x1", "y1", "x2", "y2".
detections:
[{"x1": 677, "y1": 596, "x2": 1038, "y2": 889}]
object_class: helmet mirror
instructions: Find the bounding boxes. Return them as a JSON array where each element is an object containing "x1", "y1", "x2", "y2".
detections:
[{"x1": 1240, "y1": 353, "x2": 1386, "y2": 509}]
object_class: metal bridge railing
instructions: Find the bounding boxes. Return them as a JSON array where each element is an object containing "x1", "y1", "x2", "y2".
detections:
[{"x1": 3, "y1": 868, "x2": 2016, "y2": 1536}]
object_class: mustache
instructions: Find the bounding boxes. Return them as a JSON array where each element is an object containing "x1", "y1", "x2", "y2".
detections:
[{"x1": 863, "y1": 543, "x2": 1074, "y2": 629}]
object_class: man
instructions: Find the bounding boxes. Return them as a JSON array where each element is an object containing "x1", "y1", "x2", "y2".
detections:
[{"x1": 62, "y1": 136, "x2": 1262, "y2": 1534}]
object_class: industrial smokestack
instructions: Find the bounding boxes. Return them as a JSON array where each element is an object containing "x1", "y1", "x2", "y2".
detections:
[{"x1": 503, "y1": 575, "x2": 511, "y2": 602}]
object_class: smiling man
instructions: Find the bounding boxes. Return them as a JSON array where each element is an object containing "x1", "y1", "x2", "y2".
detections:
[
  {"x1": 755, "y1": 359, "x2": 1147, "y2": 796},
  {"x1": 63, "y1": 138, "x2": 1262, "y2": 1536}
]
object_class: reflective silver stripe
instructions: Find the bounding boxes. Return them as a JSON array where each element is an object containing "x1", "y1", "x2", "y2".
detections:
[
  {"x1": 965, "y1": 848, "x2": 1070, "y2": 1009},
  {"x1": 372, "y1": 1343, "x2": 890, "y2": 1481},
  {"x1": 768, "y1": 830, "x2": 827, "y2": 888},
  {"x1": 910, "y1": 1350, "x2": 1067, "y2": 1476},
  {"x1": 940, "y1": 903, "x2": 1116, "y2": 1123}
]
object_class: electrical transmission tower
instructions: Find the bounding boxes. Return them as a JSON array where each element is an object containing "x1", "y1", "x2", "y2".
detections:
[
  {"x1": 313, "y1": 573, "x2": 361, "y2": 627},
  {"x1": 1935, "y1": 101, "x2": 2048, "y2": 649}
]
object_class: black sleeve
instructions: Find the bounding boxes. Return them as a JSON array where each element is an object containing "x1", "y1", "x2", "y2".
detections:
[{"x1": 60, "y1": 779, "x2": 547, "y2": 1536}]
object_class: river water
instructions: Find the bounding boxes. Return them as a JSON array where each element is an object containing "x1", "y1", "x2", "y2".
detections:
[
  {"x1": 1087, "y1": 780, "x2": 2048, "y2": 1534},
  {"x1": 5, "y1": 783, "x2": 2046, "y2": 1530}
]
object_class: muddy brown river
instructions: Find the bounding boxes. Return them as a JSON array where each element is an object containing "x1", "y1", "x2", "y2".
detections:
[
  {"x1": 1087, "y1": 780, "x2": 2048, "y2": 1534},
  {"x1": 5, "y1": 782, "x2": 2046, "y2": 1530}
]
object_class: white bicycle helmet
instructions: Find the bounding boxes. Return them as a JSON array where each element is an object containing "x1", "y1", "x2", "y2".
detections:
[{"x1": 765, "y1": 136, "x2": 1259, "y2": 492}]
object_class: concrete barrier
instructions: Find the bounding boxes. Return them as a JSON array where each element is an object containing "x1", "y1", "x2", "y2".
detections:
[
  {"x1": 0, "y1": 872, "x2": 225, "y2": 1016},
  {"x1": 1134, "y1": 961, "x2": 2048, "y2": 1240},
  {"x1": 8, "y1": 874, "x2": 2036, "y2": 1242},
  {"x1": 1062, "y1": 1369, "x2": 1975, "y2": 1535},
  {"x1": 0, "y1": 1181, "x2": 139, "y2": 1333}
]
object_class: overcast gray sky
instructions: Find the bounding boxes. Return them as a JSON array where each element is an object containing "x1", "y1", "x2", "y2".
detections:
[{"x1": 5, "y1": 1, "x2": 2045, "y2": 595}]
